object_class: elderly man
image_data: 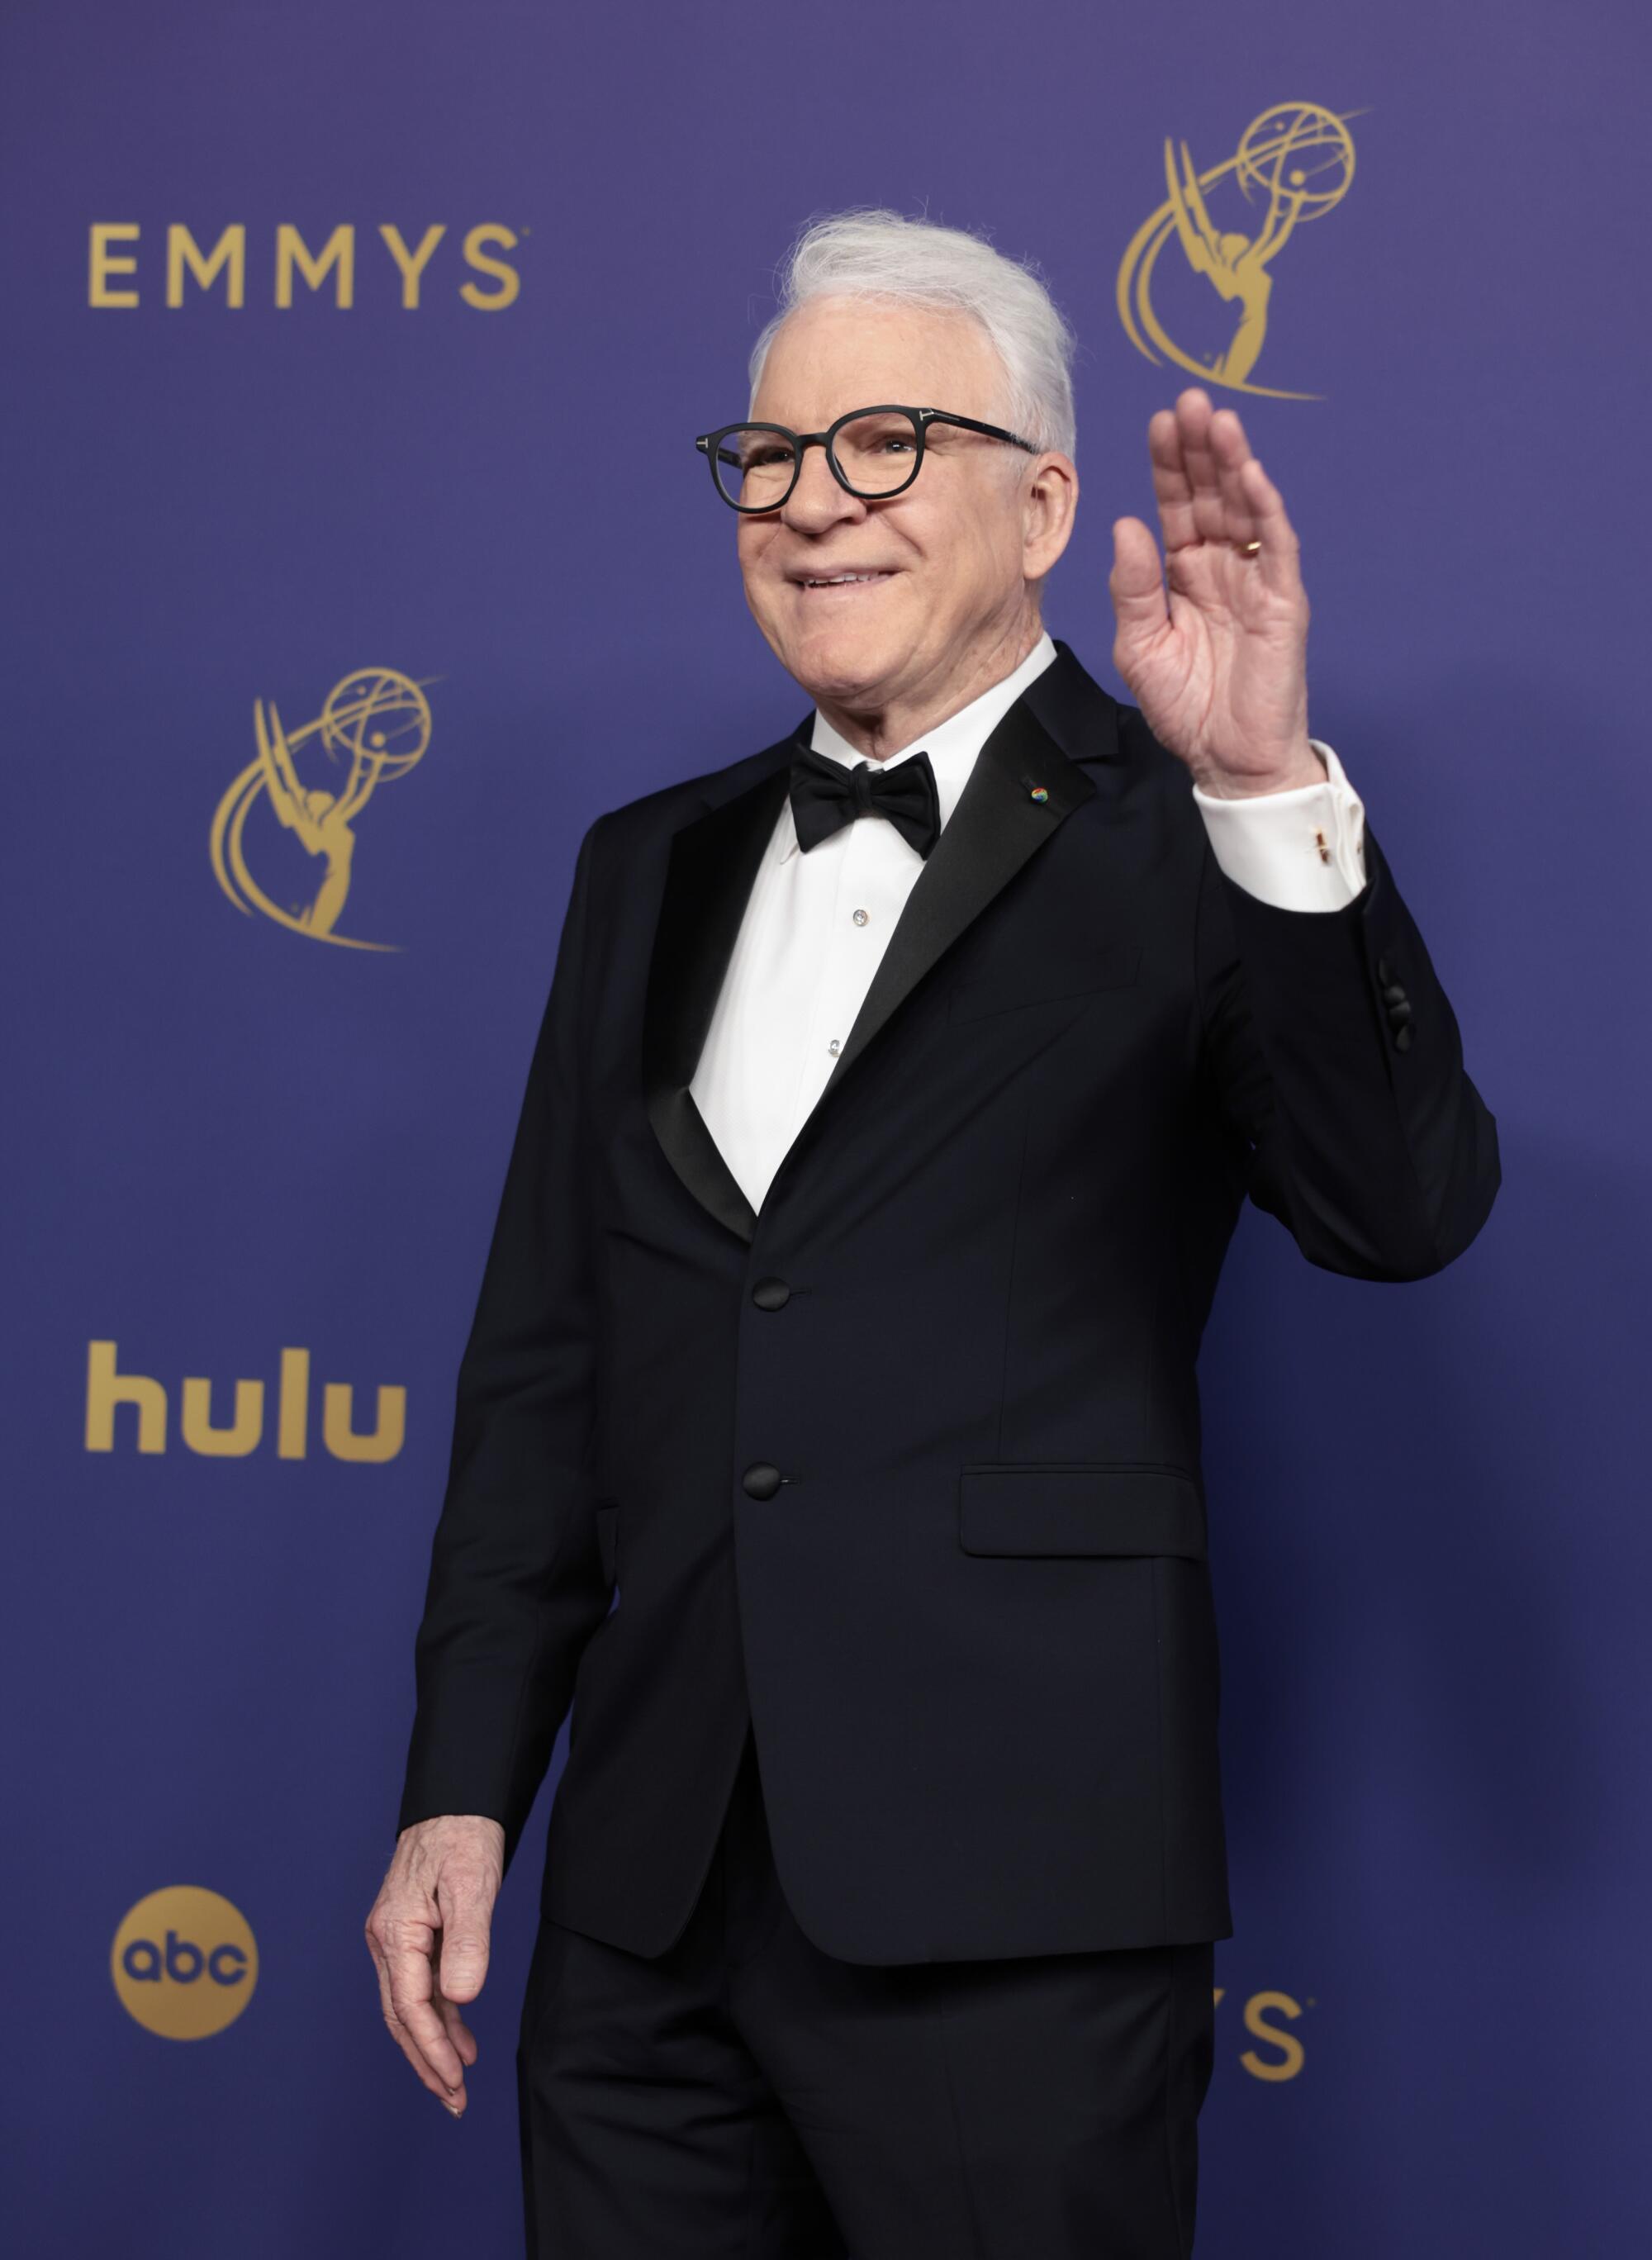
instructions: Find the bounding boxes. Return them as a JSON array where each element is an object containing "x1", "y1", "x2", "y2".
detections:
[{"x1": 367, "y1": 210, "x2": 1498, "y2": 2257}]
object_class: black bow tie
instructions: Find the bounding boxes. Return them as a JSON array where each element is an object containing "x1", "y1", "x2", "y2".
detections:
[{"x1": 788, "y1": 744, "x2": 941, "y2": 862}]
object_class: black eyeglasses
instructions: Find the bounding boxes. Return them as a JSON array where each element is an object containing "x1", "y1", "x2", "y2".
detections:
[{"x1": 695, "y1": 403, "x2": 1040, "y2": 513}]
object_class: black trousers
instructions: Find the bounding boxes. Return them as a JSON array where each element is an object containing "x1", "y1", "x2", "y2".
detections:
[{"x1": 517, "y1": 1725, "x2": 1215, "y2": 2258}]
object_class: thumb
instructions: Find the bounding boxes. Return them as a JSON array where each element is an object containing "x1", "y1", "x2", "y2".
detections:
[
  {"x1": 434, "y1": 1883, "x2": 492, "y2": 2004},
  {"x1": 1108, "y1": 517, "x2": 1168, "y2": 658}
]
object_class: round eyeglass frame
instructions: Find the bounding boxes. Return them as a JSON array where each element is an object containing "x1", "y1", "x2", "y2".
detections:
[{"x1": 694, "y1": 403, "x2": 1041, "y2": 513}]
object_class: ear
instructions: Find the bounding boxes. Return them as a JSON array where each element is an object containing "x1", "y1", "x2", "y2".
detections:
[{"x1": 1022, "y1": 451, "x2": 1079, "y2": 582}]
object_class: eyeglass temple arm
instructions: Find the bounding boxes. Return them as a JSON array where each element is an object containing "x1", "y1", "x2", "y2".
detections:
[{"x1": 919, "y1": 410, "x2": 1040, "y2": 453}]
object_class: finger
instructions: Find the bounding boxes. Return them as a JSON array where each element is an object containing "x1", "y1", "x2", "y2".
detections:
[
  {"x1": 377, "y1": 1934, "x2": 465, "y2": 2101},
  {"x1": 434, "y1": 1875, "x2": 492, "y2": 2006},
  {"x1": 1237, "y1": 454, "x2": 1305, "y2": 598},
  {"x1": 368, "y1": 1928, "x2": 468, "y2": 2107},
  {"x1": 1145, "y1": 408, "x2": 1199, "y2": 553},
  {"x1": 379, "y1": 1915, "x2": 468, "y2": 2093},
  {"x1": 434, "y1": 1986, "x2": 480, "y2": 2067},
  {"x1": 1108, "y1": 516, "x2": 1170, "y2": 665},
  {"x1": 1206, "y1": 407, "x2": 1262, "y2": 546},
  {"x1": 1170, "y1": 388, "x2": 1227, "y2": 544}
]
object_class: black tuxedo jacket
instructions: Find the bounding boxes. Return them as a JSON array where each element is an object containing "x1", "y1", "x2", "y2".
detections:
[{"x1": 396, "y1": 640, "x2": 1499, "y2": 1966}]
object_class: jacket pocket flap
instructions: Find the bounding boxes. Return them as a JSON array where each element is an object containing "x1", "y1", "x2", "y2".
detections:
[{"x1": 958, "y1": 1464, "x2": 1205, "y2": 1558}]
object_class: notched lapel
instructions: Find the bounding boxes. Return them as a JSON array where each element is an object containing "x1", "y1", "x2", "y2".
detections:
[
  {"x1": 639, "y1": 643, "x2": 1115, "y2": 1242},
  {"x1": 642, "y1": 759, "x2": 792, "y2": 1242},
  {"x1": 809, "y1": 695, "x2": 1098, "y2": 1105}
]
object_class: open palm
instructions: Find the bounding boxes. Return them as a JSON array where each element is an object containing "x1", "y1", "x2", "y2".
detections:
[{"x1": 1108, "y1": 387, "x2": 1321, "y2": 796}]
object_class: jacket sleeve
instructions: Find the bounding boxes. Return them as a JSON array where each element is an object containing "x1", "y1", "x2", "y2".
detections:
[
  {"x1": 396, "y1": 814, "x2": 614, "y2": 1874},
  {"x1": 1194, "y1": 813, "x2": 1501, "y2": 1281}
]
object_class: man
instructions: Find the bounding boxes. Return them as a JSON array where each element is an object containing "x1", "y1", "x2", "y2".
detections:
[{"x1": 366, "y1": 210, "x2": 1499, "y2": 2257}]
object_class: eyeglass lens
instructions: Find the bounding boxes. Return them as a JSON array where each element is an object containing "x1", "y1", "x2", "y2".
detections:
[{"x1": 713, "y1": 411, "x2": 922, "y2": 508}]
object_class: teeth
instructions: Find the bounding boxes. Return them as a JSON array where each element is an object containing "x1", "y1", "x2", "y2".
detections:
[{"x1": 805, "y1": 572, "x2": 887, "y2": 586}]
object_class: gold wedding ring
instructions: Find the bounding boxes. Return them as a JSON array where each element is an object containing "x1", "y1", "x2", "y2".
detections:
[{"x1": 1237, "y1": 539, "x2": 1262, "y2": 558}]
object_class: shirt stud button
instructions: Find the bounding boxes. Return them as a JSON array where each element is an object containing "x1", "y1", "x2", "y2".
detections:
[
  {"x1": 827, "y1": 1037, "x2": 842, "y2": 1055},
  {"x1": 852, "y1": 908, "x2": 869, "y2": 925}
]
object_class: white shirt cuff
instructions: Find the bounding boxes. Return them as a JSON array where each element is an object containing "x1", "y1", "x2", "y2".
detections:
[{"x1": 1191, "y1": 740, "x2": 1368, "y2": 911}]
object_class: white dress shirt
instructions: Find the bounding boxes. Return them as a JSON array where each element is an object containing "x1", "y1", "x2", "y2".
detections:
[{"x1": 689, "y1": 630, "x2": 1369, "y2": 1213}]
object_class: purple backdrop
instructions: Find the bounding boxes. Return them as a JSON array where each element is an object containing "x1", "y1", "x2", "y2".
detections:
[{"x1": 4, "y1": 2, "x2": 1646, "y2": 2252}]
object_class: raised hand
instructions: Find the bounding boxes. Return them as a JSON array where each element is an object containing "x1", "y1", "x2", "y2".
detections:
[
  {"x1": 365, "y1": 1812, "x2": 505, "y2": 2118},
  {"x1": 1108, "y1": 387, "x2": 1323, "y2": 798}
]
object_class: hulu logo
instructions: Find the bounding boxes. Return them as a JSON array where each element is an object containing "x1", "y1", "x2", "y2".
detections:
[{"x1": 83, "y1": 1340, "x2": 405, "y2": 1462}]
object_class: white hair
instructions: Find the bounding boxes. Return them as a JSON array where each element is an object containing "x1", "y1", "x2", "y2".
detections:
[{"x1": 747, "y1": 207, "x2": 1078, "y2": 459}]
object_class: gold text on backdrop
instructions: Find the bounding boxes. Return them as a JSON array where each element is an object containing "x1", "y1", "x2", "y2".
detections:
[
  {"x1": 83, "y1": 1341, "x2": 406, "y2": 1462},
  {"x1": 111, "y1": 1889, "x2": 259, "y2": 2040},
  {"x1": 88, "y1": 223, "x2": 521, "y2": 309}
]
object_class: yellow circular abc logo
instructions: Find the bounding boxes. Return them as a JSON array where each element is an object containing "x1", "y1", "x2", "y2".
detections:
[{"x1": 111, "y1": 1887, "x2": 259, "y2": 2039}]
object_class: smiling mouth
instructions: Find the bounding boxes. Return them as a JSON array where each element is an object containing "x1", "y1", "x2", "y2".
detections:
[{"x1": 796, "y1": 570, "x2": 897, "y2": 591}]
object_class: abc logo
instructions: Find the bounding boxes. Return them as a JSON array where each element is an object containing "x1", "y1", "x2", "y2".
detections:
[{"x1": 111, "y1": 1887, "x2": 258, "y2": 2039}]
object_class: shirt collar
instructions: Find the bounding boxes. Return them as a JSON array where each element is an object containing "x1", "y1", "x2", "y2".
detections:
[{"x1": 778, "y1": 629, "x2": 1058, "y2": 862}]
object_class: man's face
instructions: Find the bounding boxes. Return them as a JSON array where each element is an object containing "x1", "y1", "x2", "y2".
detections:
[{"x1": 737, "y1": 297, "x2": 1056, "y2": 716}]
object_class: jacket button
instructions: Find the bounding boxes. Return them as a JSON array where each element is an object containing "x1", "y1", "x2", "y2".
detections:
[
  {"x1": 1394, "y1": 1024, "x2": 1412, "y2": 1052},
  {"x1": 751, "y1": 1276, "x2": 791, "y2": 1310},
  {"x1": 742, "y1": 1462, "x2": 783, "y2": 1500}
]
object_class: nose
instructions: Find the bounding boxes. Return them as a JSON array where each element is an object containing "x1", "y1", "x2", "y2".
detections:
[{"x1": 779, "y1": 440, "x2": 867, "y2": 536}]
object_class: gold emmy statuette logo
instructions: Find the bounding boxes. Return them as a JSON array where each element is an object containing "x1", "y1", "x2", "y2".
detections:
[
  {"x1": 1117, "y1": 102, "x2": 1360, "y2": 399},
  {"x1": 209, "y1": 667, "x2": 434, "y2": 951},
  {"x1": 112, "y1": 1887, "x2": 258, "y2": 2039}
]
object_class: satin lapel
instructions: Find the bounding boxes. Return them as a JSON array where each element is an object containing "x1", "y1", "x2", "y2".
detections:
[
  {"x1": 641, "y1": 642, "x2": 1115, "y2": 1243},
  {"x1": 809, "y1": 690, "x2": 1098, "y2": 1104},
  {"x1": 642, "y1": 757, "x2": 794, "y2": 1242}
]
